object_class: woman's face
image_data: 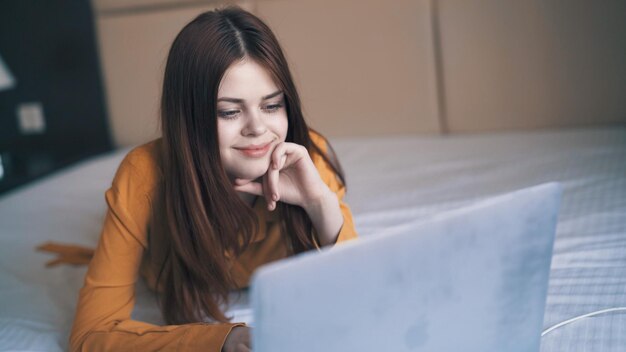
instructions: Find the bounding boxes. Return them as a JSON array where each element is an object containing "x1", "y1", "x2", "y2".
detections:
[{"x1": 217, "y1": 59, "x2": 288, "y2": 181}]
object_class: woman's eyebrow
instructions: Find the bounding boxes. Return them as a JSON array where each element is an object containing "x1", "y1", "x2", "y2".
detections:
[
  {"x1": 262, "y1": 90, "x2": 283, "y2": 100},
  {"x1": 217, "y1": 90, "x2": 283, "y2": 103}
]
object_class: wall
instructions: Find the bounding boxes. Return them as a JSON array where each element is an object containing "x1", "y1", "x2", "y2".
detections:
[
  {"x1": 93, "y1": 0, "x2": 438, "y2": 147},
  {"x1": 436, "y1": 0, "x2": 626, "y2": 133},
  {"x1": 94, "y1": 0, "x2": 254, "y2": 148},
  {"x1": 92, "y1": 0, "x2": 626, "y2": 147},
  {"x1": 255, "y1": 0, "x2": 441, "y2": 138}
]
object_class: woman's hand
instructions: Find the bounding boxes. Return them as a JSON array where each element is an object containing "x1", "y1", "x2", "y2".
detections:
[
  {"x1": 233, "y1": 142, "x2": 329, "y2": 211},
  {"x1": 222, "y1": 326, "x2": 251, "y2": 352},
  {"x1": 233, "y1": 141, "x2": 344, "y2": 246}
]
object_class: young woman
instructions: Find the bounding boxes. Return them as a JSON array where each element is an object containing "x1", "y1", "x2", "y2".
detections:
[{"x1": 68, "y1": 6, "x2": 357, "y2": 352}]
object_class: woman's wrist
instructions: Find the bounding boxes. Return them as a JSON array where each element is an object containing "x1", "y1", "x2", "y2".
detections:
[{"x1": 303, "y1": 188, "x2": 344, "y2": 246}]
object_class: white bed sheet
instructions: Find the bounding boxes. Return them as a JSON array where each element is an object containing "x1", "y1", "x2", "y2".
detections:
[{"x1": 0, "y1": 126, "x2": 624, "y2": 351}]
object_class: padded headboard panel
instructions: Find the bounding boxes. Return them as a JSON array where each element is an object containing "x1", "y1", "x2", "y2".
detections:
[{"x1": 92, "y1": 0, "x2": 626, "y2": 146}]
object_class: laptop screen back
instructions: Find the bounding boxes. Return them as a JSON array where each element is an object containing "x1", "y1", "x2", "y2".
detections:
[{"x1": 251, "y1": 183, "x2": 561, "y2": 352}]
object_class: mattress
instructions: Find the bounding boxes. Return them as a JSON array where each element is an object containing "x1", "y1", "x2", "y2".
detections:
[{"x1": 0, "y1": 126, "x2": 624, "y2": 351}]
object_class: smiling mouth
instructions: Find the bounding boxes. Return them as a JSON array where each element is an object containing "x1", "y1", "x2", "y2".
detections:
[{"x1": 234, "y1": 141, "x2": 273, "y2": 158}]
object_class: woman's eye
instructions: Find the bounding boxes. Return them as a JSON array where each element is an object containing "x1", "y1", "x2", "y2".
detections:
[
  {"x1": 263, "y1": 103, "x2": 284, "y2": 113},
  {"x1": 218, "y1": 110, "x2": 239, "y2": 119}
]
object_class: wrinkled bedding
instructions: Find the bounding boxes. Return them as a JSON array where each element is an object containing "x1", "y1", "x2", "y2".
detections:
[{"x1": 0, "y1": 126, "x2": 624, "y2": 351}]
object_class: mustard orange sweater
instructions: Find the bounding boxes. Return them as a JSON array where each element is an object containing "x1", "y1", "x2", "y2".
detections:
[{"x1": 69, "y1": 133, "x2": 358, "y2": 351}]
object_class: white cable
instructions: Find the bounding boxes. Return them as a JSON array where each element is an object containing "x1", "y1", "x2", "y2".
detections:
[{"x1": 541, "y1": 307, "x2": 626, "y2": 337}]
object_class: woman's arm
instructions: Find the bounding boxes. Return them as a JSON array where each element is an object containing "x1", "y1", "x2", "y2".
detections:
[
  {"x1": 300, "y1": 187, "x2": 344, "y2": 246},
  {"x1": 233, "y1": 133, "x2": 357, "y2": 248},
  {"x1": 70, "y1": 151, "x2": 244, "y2": 352},
  {"x1": 307, "y1": 133, "x2": 358, "y2": 247}
]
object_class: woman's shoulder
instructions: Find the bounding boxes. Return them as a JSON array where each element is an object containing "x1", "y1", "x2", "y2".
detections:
[
  {"x1": 308, "y1": 129, "x2": 328, "y2": 153},
  {"x1": 308, "y1": 129, "x2": 341, "y2": 166},
  {"x1": 123, "y1": 138, "x2": 163, "y2": 171},
  {"x1": 112, "y1": 138, "x2": 163, "y2": 194},
  {"x1": 104, "y1": 139, "x2": 163, "y2": 249}
]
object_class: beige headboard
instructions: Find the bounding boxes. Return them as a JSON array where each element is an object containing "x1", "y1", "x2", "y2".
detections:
[{"x1": 93, "y1": 0, "x2": 626, "y2": 147}]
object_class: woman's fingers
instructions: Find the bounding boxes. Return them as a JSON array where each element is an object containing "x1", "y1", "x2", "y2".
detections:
[
  {"x1": 268, "y1": 164, "x2": 280, "y2": 206},
  {"x1": 235, "y1": 142, "x2": 311, "y2": 210},
  {"x1": 261, "y1": 175, "x2": 274, "y2": 211},
  {"x1": 271, "y1": 142, "x2": 287, "y2": 169},
  {"x1": 235, "y1": 344, "x2": 251, "y2": 352},
  {"x1": 267, "y1": 142, "x2": 290, "y2": 211},
  {"x1": 223, "y1": 326, "x2": 252, "y2": 352},
  {"x1": 267, "y1": 142, "x2": 309, "y2": 210},
  {"x1": 275, "y1": 143, "x2": 305, "y2": 170},
  {"x1": 234, "y1": 178, "x2": 253, "y2": 186},
  {"x1": 233, "y1": 181, "x2": 263, "y2": 196}
]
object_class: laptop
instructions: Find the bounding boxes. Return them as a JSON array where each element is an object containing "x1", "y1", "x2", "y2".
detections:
[{"x1": 249, "y1": 182, "x2": 562, "y2": 352}]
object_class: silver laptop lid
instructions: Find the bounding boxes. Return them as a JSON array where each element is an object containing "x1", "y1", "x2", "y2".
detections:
[{"x1": 251, "y1": 182, "x2": 561, "y2": 352}]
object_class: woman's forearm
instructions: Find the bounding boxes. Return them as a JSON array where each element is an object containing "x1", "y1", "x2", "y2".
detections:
[{"x1": 303, "y1": 189, "x2": 344, "y2": 246}]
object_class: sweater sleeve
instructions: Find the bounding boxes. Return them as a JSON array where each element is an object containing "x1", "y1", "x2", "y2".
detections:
[
  {"x1": 310, "y1": 132, "x2": 358, "y2": 246},
  {"x1": 69, "y1": 152, "x2": 244, "y2": 352}
]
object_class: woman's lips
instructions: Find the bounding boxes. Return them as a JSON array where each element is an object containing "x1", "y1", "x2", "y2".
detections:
[{"x1": 234, "y1": 142, "x2": 272, "y2": 158}]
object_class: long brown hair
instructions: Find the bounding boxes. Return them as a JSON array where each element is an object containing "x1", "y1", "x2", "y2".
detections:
[{"x1": 157, "y1": 6, "x2": 345, "y2": 324}]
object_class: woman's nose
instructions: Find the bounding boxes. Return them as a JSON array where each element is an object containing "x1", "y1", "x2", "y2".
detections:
[{"x1": 241, "y1": 110, "x2": 267, "y2": 136}]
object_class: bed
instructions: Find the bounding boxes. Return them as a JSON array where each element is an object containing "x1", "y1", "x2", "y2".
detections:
[{"x1": 0, "y1": 126, "x2": 624, "y2": 351}]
